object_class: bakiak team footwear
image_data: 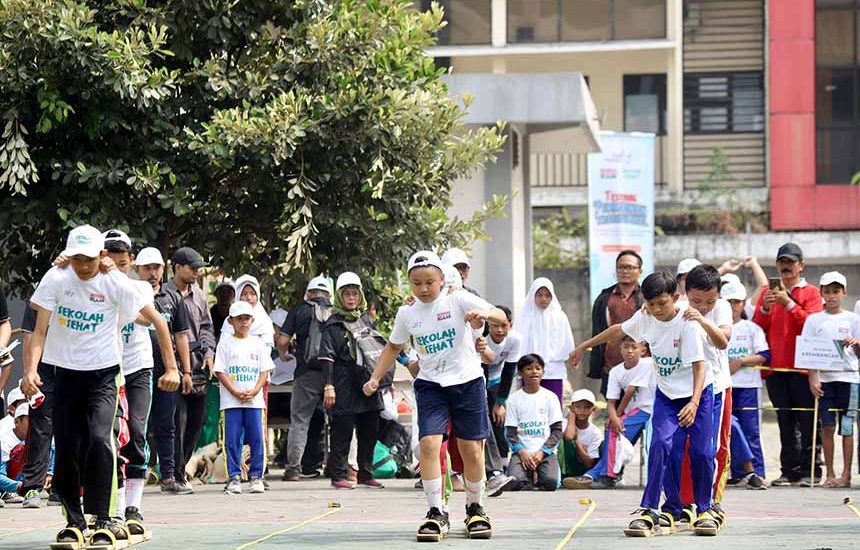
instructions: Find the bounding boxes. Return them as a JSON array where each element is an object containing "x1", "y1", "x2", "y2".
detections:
[
  {"x1": 464, "y1": 503, "x2": 492, "y2": 539},
  {"x1": 417, "y1": 507, "x2": 449, "y2": 542},
  {"x1": 623, "y1": 509, "x2": 674, "y2": 537}
]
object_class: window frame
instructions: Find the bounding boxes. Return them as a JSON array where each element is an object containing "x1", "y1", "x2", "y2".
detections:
[
  {"x1": 683, "y1": 71, "x2": 764, "y2": 135},
  {"x1": 623, "y1": 73, "x2": 668, "y2": 136}
]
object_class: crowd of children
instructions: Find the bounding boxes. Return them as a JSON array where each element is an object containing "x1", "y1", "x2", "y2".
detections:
[{"x1": 2, "y1": 227, "x2": 860, "y2": 546}]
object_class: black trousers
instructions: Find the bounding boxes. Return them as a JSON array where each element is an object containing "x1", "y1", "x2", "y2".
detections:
[
  {"x1": 150, "y1": 385, "x2": 179, "y2": 480},
  {"x1": 329, "y1": 410, "x2": 378, "y2": 482},
  {"x1": 766, "y1": 371, "x2": 822, "y2": 480},
  {"x1": 173, "y1": 392, "x2": 207, "y2": 484},
  {"x1": 123, "y1": 369, "x2": 152, "y2": 480},
  {"x1": 21, "y1": 363, "x2": 55, "y2": 493},
  {"x1": 53, "y1": 366, "x2": 120, "y2": 523}
]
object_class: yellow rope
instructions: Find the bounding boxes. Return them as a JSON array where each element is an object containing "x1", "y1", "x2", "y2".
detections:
[
  {"x1": 234, "y1": 507, "x2": 342, "y2": 550},
  {"x1": 554, "y1": 498, "x2": 597, "y2": 550}
]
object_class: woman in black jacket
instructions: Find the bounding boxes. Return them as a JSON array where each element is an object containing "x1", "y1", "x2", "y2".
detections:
[{"x1": 318, "y1": 272, "x2": 384, "y2": 489}]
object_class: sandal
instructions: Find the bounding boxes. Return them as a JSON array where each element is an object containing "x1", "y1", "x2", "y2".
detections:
[
  {"x1": 50, "y1": 526, "x2": 87, "y2": 550},
  {"x1": 464, "y1": 503, "x2": 492, "y2": 539},
  {"x1": 694, "y1": 508, "x2": 722, "y2": 536},
  {"x1": 624, "y1": 509, "x2": 660, "y2": 537},
  {"x1": 417, "y1": 507, "x2": 449, "y2": 542}
]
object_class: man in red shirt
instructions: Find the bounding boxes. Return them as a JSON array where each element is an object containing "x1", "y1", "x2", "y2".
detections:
[{"x1": 753, "y1": 243, "x2": 823, "y2": 487}]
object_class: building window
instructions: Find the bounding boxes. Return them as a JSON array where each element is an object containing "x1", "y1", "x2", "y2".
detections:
[
  {"x1": 815, "y1": 0, "x2": 860, "y2": 183},
  {"x1": 508, "y1": 0, "x2": 666, "y2": 44},
  {"x1": 624, "y1": 74, "x2": 667, "y2": 135},
  {"x1": 418, "y1": 0, "x2": 491, "y2": 46},
  {"x1": 683, "y1": 72, "x2": 764, "y2": 134}
]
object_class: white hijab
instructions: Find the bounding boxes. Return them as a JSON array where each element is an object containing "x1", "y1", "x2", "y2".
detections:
[
  {"x1": 514, "y1": 277, "x2": 575, "y2": 363},
  {"x1": 221, "y1": 274, "x2": 275, "y2": 347}
]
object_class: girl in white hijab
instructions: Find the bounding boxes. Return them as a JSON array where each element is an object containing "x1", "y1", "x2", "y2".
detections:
[
  {"x1": 514, "y1": 277, "x2": 575, "y2": 404},
  {"x1": 221, "y1": 274, "x2": 276, "y2": 348}
]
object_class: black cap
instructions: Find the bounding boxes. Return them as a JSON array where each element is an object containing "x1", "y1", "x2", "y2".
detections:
[
  {"x1": 172, "y1": 247, "x2": 207, "y2": 269},
  {"x1": 776, "y1": 242, "x2": 803, "y2": 262}
]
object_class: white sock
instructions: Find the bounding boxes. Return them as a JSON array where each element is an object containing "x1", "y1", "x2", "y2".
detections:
[
  {"x1": 115, "y1": 486, "x2": 126, "y2": 519},
  {"x1": 422, "y1": 477, "x2": 444, "y2": 512},
  {"x1": 126, "y1": 478, "x2": 145, "y2": 511},
  {"x1": 464, "y1": 477, "x2": 485, "y2": 506}
]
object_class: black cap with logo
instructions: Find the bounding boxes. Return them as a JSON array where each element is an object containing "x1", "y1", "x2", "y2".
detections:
[
  {"x1": 776, "y1": 242, "x2": 803, "y2": 262},
  {"x1": 172, "y1": 247, "x2": 207, "y2": 269}
]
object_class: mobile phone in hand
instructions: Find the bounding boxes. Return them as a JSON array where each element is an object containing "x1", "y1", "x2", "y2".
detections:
[{"x1": 768, "y1": 277, "x2": 782, "y2": 291}]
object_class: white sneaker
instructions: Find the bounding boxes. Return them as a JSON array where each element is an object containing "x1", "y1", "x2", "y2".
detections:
[
  {"x1": 249, "y1": 478, "x2": 265, "y2": 494},
  {"x1": 225, "y1": 477, "x2": 242, "y2": 495},
  {"x1": 487, "y1": 474, "x2": 516, "y2": 497}
]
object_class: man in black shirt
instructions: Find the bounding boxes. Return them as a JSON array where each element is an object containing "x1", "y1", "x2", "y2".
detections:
[
  {"x1": 136, "y1": 248, "x2": 193, "y2": 495},
  {"x1": 278, "y1": 276, "x2": 332, "y2": 481}
]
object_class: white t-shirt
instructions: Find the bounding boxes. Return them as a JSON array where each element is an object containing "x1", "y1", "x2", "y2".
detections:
[
  {"x1": 854, "y1": 299, "x2": 860, "y2": 316},
  {"x1": 505, "y1": 387, "x2": 564, "y2": 453},
  {"x1": 801, "y1": 311, "x2": 860, "y2": 384},
  {"x1": 571, "y1": 421, "x2": 603, "y2": 460},
  {"x1": 728, "y1": 320, "x2": 769, "y2": 388},
  {"x1": 0, "y1": 416, "x2": 22, "y2": 463},
  {"x1": 31, "y1": 267, "x2": 147, "y2": 371},
  {"x1": 606, "y1": 357, "x2": 656, "y2": 415},
  {"x1": 120, "y1": 280, "x2": 155, "y2": 376},
  {"x1": 213, "y1": 335, "x2": 275, "y2": 410},
  {"x1": 704, "y1": 299, "x2": 733, "y2": 394},
  {"x1": 621, "y1": 308, "x2": 710, "y2": 400},
  {"x1": 389, "y1": 290, "x2": 493, "y2": 387},
  {"x1": 486, "y1": 330, "x2": 523, "y2": 386}
]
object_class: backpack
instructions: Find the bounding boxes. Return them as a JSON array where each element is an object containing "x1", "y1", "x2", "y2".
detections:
[
  {"x1": 303, "y1": 301, "x2": 332, "y2": 368},
  {"x1": 372, "y1": 441, "x2": 399, "y2": 479},
  {"x1": 338, "y1": 318, "x2": 394, "y2": 385}
]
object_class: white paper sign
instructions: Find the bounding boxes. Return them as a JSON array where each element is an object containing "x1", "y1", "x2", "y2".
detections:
[{"x1": 795, "y1": 336, "x2": 854, "y2": 371}]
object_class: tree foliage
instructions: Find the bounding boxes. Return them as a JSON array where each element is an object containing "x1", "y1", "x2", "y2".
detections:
[{"x1": 0, "y1": 0, "x2": 506, "y2": 300}]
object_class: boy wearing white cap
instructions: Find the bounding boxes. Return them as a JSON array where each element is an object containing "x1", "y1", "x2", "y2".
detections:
[
  {"x1": 504, "y1": 353, "x2": 564, "y2": 491},
  {"x1": 442, "y1": 248, "x2": 479, "y2": 296},
  {"x1": 363, "y1": 251, "x2": 506, "y2": 541},
  {"x1": 676, "y1": 258, "x2": 702, "y2": 302},
  {"x1": 722, "y1": 280, "x2": 770, "y2": 487},
  {"x1": 22, "y1": 225, "x2": 181, "y2": 547},
  {"x1": 560, "y1": 387, "x2": 603, "y2": 484},
  {"x1": 214, "y1": 301, "x2": 274, "y2": 495},
  {"x1": 802, "y1": 271, "x2": 860, "y2": 488}
]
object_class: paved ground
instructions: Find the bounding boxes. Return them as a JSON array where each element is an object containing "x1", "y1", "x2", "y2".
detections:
[
  {"x1": 3, "y1": 418, "x2": 860, "y2": 549},
  {"x1": 2, "y1": 475, "x2": 859, "y2": 550}
]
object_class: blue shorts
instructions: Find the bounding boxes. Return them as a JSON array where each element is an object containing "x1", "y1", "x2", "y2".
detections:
[
  {"x1": 820, "y1": 381, "x2": 859, "y2": 436},
  {"x1": 415, "y1": 376, "x2": 490, "y2": 441}
]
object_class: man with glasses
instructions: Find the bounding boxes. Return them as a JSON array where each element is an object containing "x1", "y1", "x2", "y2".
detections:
[{"x1": 587, "y1": 250, "x2": 645, "y2": 398}]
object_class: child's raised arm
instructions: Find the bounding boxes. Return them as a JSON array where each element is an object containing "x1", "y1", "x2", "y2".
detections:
[{"x1": 569, "y1": 324, "x2": 625, "y2": 368}]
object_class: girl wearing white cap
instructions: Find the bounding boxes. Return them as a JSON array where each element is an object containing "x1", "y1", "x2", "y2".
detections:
[
  {"x1": 514, "y1": 278, "x2": 575, "y2": 405},
  {"x1": 318, "y1": 272, "x2": 386, "y2": 490},
  {"x1": 363, "y1": 251, "x2": 506, "y2": 542},
  {"x1": 221, "y1": 275, "x2": 275, "y2": 348}
]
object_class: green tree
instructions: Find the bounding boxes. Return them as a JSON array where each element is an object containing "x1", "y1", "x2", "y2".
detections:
[{"x1": 0, "y1": 0, "x2": 505, "y2": 301}]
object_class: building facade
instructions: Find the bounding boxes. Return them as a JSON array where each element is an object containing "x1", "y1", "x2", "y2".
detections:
[{"x1": 426, "y1": 0, "x2": 860, "y2": 309}]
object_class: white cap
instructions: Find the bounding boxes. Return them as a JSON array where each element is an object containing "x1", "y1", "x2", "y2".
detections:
[
  {"x1": 407, "y1": 251, "x2": 445, "y2": 273},
  {"x1": 14, "y1": 403, "x2": 29, "y2": 419},
  {"x1": 306, "y1": 275, "x2": 332, "y2": 294},
  {"x1": 677, "y1": 258, "x2": 702, "y2": 275},
  {"x1": 135, "y1": 247, "x2": 165, "y2": 266},
  {"x1": 820, "y1": 271, "x2": 847, "y2": 289},
  {"x1": 571, "y1": 388, "x2": 596, "y2": 405},
  {"x1": 270, "y1": 308, "x2": 288, "y2": 327},
  {"x1": 62, "y1": 225, "x2": 104, "y2": 258},
  {"x1": 229, "y1": 301, "x2": 255, "y2": 318},
  {"x1": 102, "y1": 229, "x2": 132, "y2": 247},
  {"x1": 720, "y1": 273, "x2": 741, "y2": 286},
  {"x1": 444, "y1": 264, "x2": 462, "y2": 289},
  {"x1": 336, "y1": 272, "x2": 362, "y2": 291},
  {"x1": 441, "y1": 247, "x2": 470, "y2": 267},
  {"x1": 720, "y1": 281, "x2": 747, "y2": 301},
  {"x1": 6, "y1": 387, "x2": 25, "y2": 404}
]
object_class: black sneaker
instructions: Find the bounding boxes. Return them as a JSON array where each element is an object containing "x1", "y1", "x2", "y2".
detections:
[
  {"x1": 464, "y1": 503, "x2": 492, "y2": 539},
  {"x1": 160, "y1": 480, "x2": 193, "y2": 495},
  {"x1": 124, "y1": 507, "x2": 145, "y2": 535},
  {"x1": 746, "y1": 473, "x2": 767, "y2": 490},
  {"x1": 91, "y1": 517, "x2": 129, "y2": 543},
  {"x1": 417, "y1": 507, "x2": 450, "y2": 542}
]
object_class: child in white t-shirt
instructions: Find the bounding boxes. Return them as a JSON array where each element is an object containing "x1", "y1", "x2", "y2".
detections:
[
  {"x1": 22, "y1": 225, "x2": 180, "y2": 547},
  {"x1": 571, "y1": 271, "x2": 714, "y2": 536},
  {"x1": 804, "y1": 272, "x2": 860, "y2": 489},
  {"x1": 569, "y1": 336, "x2": 654, "y2": 489},
  {"x1": 363, "y1": 251, "x2": 506, "y2": 542},
  {"x1": 559, "y1": 388, "x2": 603, "y2": 484},
  {"x1": 504, "y1": 354, "x2": 563, "y2": 491},
  {"x1": 722, "y1": 281, "x2": 769, "y2": 488},
  {"x1": 214, "y1": 301, "x2": 274, "y2": 495},
  {"x1": 485, "y1": 306, "x2": 522, "y2": 457}
]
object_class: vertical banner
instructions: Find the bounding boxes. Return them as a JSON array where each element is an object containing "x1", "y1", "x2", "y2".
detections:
[{"x1": 587, "y1": 132, "x2": 656, "y2": 304}]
